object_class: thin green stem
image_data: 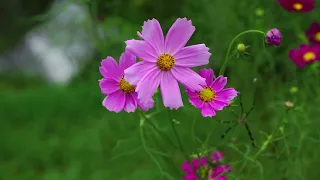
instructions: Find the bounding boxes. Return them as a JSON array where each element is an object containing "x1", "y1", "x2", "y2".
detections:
[
  {"x1": 140, "y1": 124, "x2": 175, "y2": 180},
  {"x1": 219, "y1": 30, "x2": 266, "y2": 76},
  {"x1": 139, "y1": 111, "x2": 180, "y2": 151},
  {"x1": 167, "y1": 109, "x2": 200, "y2": 178}
]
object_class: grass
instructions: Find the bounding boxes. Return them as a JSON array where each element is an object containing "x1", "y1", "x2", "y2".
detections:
[{"x1": 1, "y1": 0, "x2": 320, "y2": 179}]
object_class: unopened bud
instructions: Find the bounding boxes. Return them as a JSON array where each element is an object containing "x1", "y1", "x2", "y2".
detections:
[
  {"x1": 237, "y1": 43, "x2": 246, "y2": 53},
  {"x1": 290, "y1": 86, "x2": 298, "y2": 94}
]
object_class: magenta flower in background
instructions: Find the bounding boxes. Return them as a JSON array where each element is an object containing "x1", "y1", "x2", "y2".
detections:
[
  {"x1": 181, "y1": 152, "x2": 231, "y2": 180},
  {"x1": 306, "y1": 22, "x2": 320, "y2": 45},
  {"x1": 277, "y1": 0, "x2": 315, "y2": 12},
  {"x1": 186, "y1": 69, "x2": 238, "y2": 117},
  {"x1": 289, "y1": 44, "x2": 320, "y2": 68},
  {"x1": 99, "y1": 52, "x2": 154, "y2": 113},
  {"x1": 124, "y1": 18, "x2": 211, "y2": 110},
  {"x1": 266, "y1": 28, "x2": 282, "y2": 46}
]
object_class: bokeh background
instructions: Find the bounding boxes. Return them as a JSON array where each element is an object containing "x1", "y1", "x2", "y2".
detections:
[{"x1": 1, "y1": 0, "x2": 320, "y2": 179}]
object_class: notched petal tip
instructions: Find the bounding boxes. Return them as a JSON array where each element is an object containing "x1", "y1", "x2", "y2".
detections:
[
  {"x1": 101, "y1": 56, "x2": 116, "y2": 65},
  {"x1": 137, "y1": 31, "x2": 143, "y2": 39}
]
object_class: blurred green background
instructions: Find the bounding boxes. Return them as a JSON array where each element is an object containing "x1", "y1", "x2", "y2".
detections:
[{"x1": 1, "y1": 0, "x2": 320, "y2": 179}]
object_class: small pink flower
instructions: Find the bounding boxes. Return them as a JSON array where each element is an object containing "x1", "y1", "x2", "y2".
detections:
[
  {"x1": 99, "y1": 51, "x2": 154, "y2": 113},
  {"x1": 277, "y1": 0, "x2": 315, "y2": 12},
  {"x1": 124, "y1": 18, "x2": 211, "y2": 110},
  {"x1": 289, "y1": 44, "x2": 320, "y2": 68},
  {"x1": 181, "y1": 152, "x2": 231, "y2": 180},
  {"x1": 186, "y1": 68, "x2": 238, "y2": 117},
  {"x1": 305, "y1": 21, "x2": 320, "y2": 45},
  {"x1": 208, "y1": 165, "x2": 231, "y2": 180}
]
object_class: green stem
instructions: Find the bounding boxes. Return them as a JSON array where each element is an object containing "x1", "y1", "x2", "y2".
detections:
[
  {"x1": 167, "y1": 110, "x2": 200, "y2": 178},
  {"x1": 139, "y1": 111, "x2": 180, "y2": 151},
  {"x1": 140, "y1": 123, "x2": 175, "y2": 180},
  {"x1": 219, "y1": 30, "x2": 266, "y2": 76}
]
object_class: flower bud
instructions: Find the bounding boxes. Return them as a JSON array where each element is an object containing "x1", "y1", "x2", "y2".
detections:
[{"x1": 266, "y1": 28, "x2": 282, "y2": 46}]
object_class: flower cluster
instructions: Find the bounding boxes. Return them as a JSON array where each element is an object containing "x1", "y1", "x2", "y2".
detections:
[
  {"x1": 99, "y1": 18, "x2": 237, "y2": 116},
  {"x1": 289, "y1": 22, "x2": 320, "y2": 68},
  {"x1": 276, "y1": 0, "x2": 320, "y2": 67},
  {"x1": 182, "y1": 152, "x2": 231, "y2": 180}
]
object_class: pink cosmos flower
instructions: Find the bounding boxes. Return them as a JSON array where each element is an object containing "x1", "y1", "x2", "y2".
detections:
[
  {"x1": 186, "y1": 68, "x2": 238, "y2": 117},
  {"x1": 277, "y1": 0, "x2": 315, "y2": 12},
  {"x1": 124, "y1": 18, "x2": 211, "y2": 109},
  {"x1": 99, "y1": 51, "x2": 154, "y2": 113},
  {"x1": 181, "y1": 152, "x2": 231, "y2": 180},
  {"x1": 289, "y1": 44, "x2": 320, "y2": 68},
  {"x1": 305, "y1": 21, "x2": 320, "y2": 45}
]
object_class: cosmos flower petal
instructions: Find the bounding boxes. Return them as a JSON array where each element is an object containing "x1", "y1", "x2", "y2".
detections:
[
  {"x1": 198, "y1": 68, "x2": 215, "y2": 85},
  {"x1": 210, "y1": 166, "x2": 225, "y2": 178},
  {"x1": 124, "y1": 62, "x2": 157, "y2": 85},
  {"x1": 306, "y1": 21, "x2": 320, "y2": 45},
  {"x1": 138, "y1": 19, "x2": 165, "y2": 55},
  {"x1": 124, "y1": 94, "x2": 138, "y2": 113},
  {"x1": 136, "y1": 67, "x2": 162, "y2": 103},
  {"x1": 171, "y1": 66, "x2": 206, "y2": 92},
  {"x1": 209, "y1": 100, "x2": 229, "y2": 111},
  {"x1": 223, "y1": 165, "x2": 232, "y2": 172},
  {"x1": 99, "y1": 78, "x2": 120, "y2": 94},
  {"x1": 214, "y1": 176, "x2": 228, "y2": 180},
  {"x1": 215, "y1": 88, "x2": 238, "y2": 101},
  {"x1": 189, "y1": 97, "x2": 204, "y2": 108},
  {"x1": 102, "y1": 91, "x2": 126, "y2": 113},
  {"x1": 182, "y1": 174, "x2": 197, "y2": 180},
  {"x1": 289, "y1": 49, "x2": 307, "y2": 68},
  {"x1": 125, "y1": 39, "x2": 158, "y2": 62},
  {"x1": 174, "y1": 44, "x2": 211, "y2": 68},
  {"x1": 186, "y1": 89, "x2": 198, "y2": 98},
  {"x1": 210, "y1": 152, "x2": 224, "y2": 163},
  {"x1": 201, "y1": 104, "x2": 216, "y2": 117},
  {"x1": 210, "y1": 76, "x2": 227, "y2": 92},
  {"x1": 137, "y1": 96, "x2": 155, "y2": 111},
  {"x1": 160, "y1": 72, "x2": 183, "y2": 109},
  {"x1": 99, "y1": 56, "x2": 122, "y2": 81},
  {"x1": 182, "y1": 161, "x2": 195, "y2": 173},
  {"x1": 119, "y1": 51, "x2": 136, "y2": 72},
  {"x1": 165, "y1": 18, "x2": 196, "y2": 55}
]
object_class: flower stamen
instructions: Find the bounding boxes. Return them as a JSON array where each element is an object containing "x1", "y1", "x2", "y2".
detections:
[
  {"x1": 293, "y1": 3, "x2": 303, "y2": 11},
  {"x1": 198, "y1": 87, "x2": 215, "y2": 102},
  {"x1": 157, "y1": 54, "x2": 175, "y2": 71},
  {"x1": 303, "y1": 51, "x2": 315, "y2": 62},
  {"x1": 119, "y1": 77, "x2": 136, "y2": 93},
  {"x1": 315, "y1": 32, "x2": 320, "y2": 42},
  {"x1": 199, "y1": 166, "x2": 209, "y2": 178}
]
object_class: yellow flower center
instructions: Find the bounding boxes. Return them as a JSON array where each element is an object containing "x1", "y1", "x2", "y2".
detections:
[
  {"x1": 315, "y1": 32, "x2": 320, "y2": 42},
  {"x1": 293, "y1": 3, "x2": 303, "y2": 11},
  {"x1": 119, "y1": 77, "x2": 135, "y2": 93},
  {"x1": 198, "y1": 87, "x2": 215, "y2": 102},
  {"x1": 303, "y1": 51, "x2": 315, "y2": 62},
  {"x1": 199, "y1": 166, "x2": 209, "y2": 178},
  {"x1": 157, "y1": 54, "x2": 175, "y2": 71}
]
